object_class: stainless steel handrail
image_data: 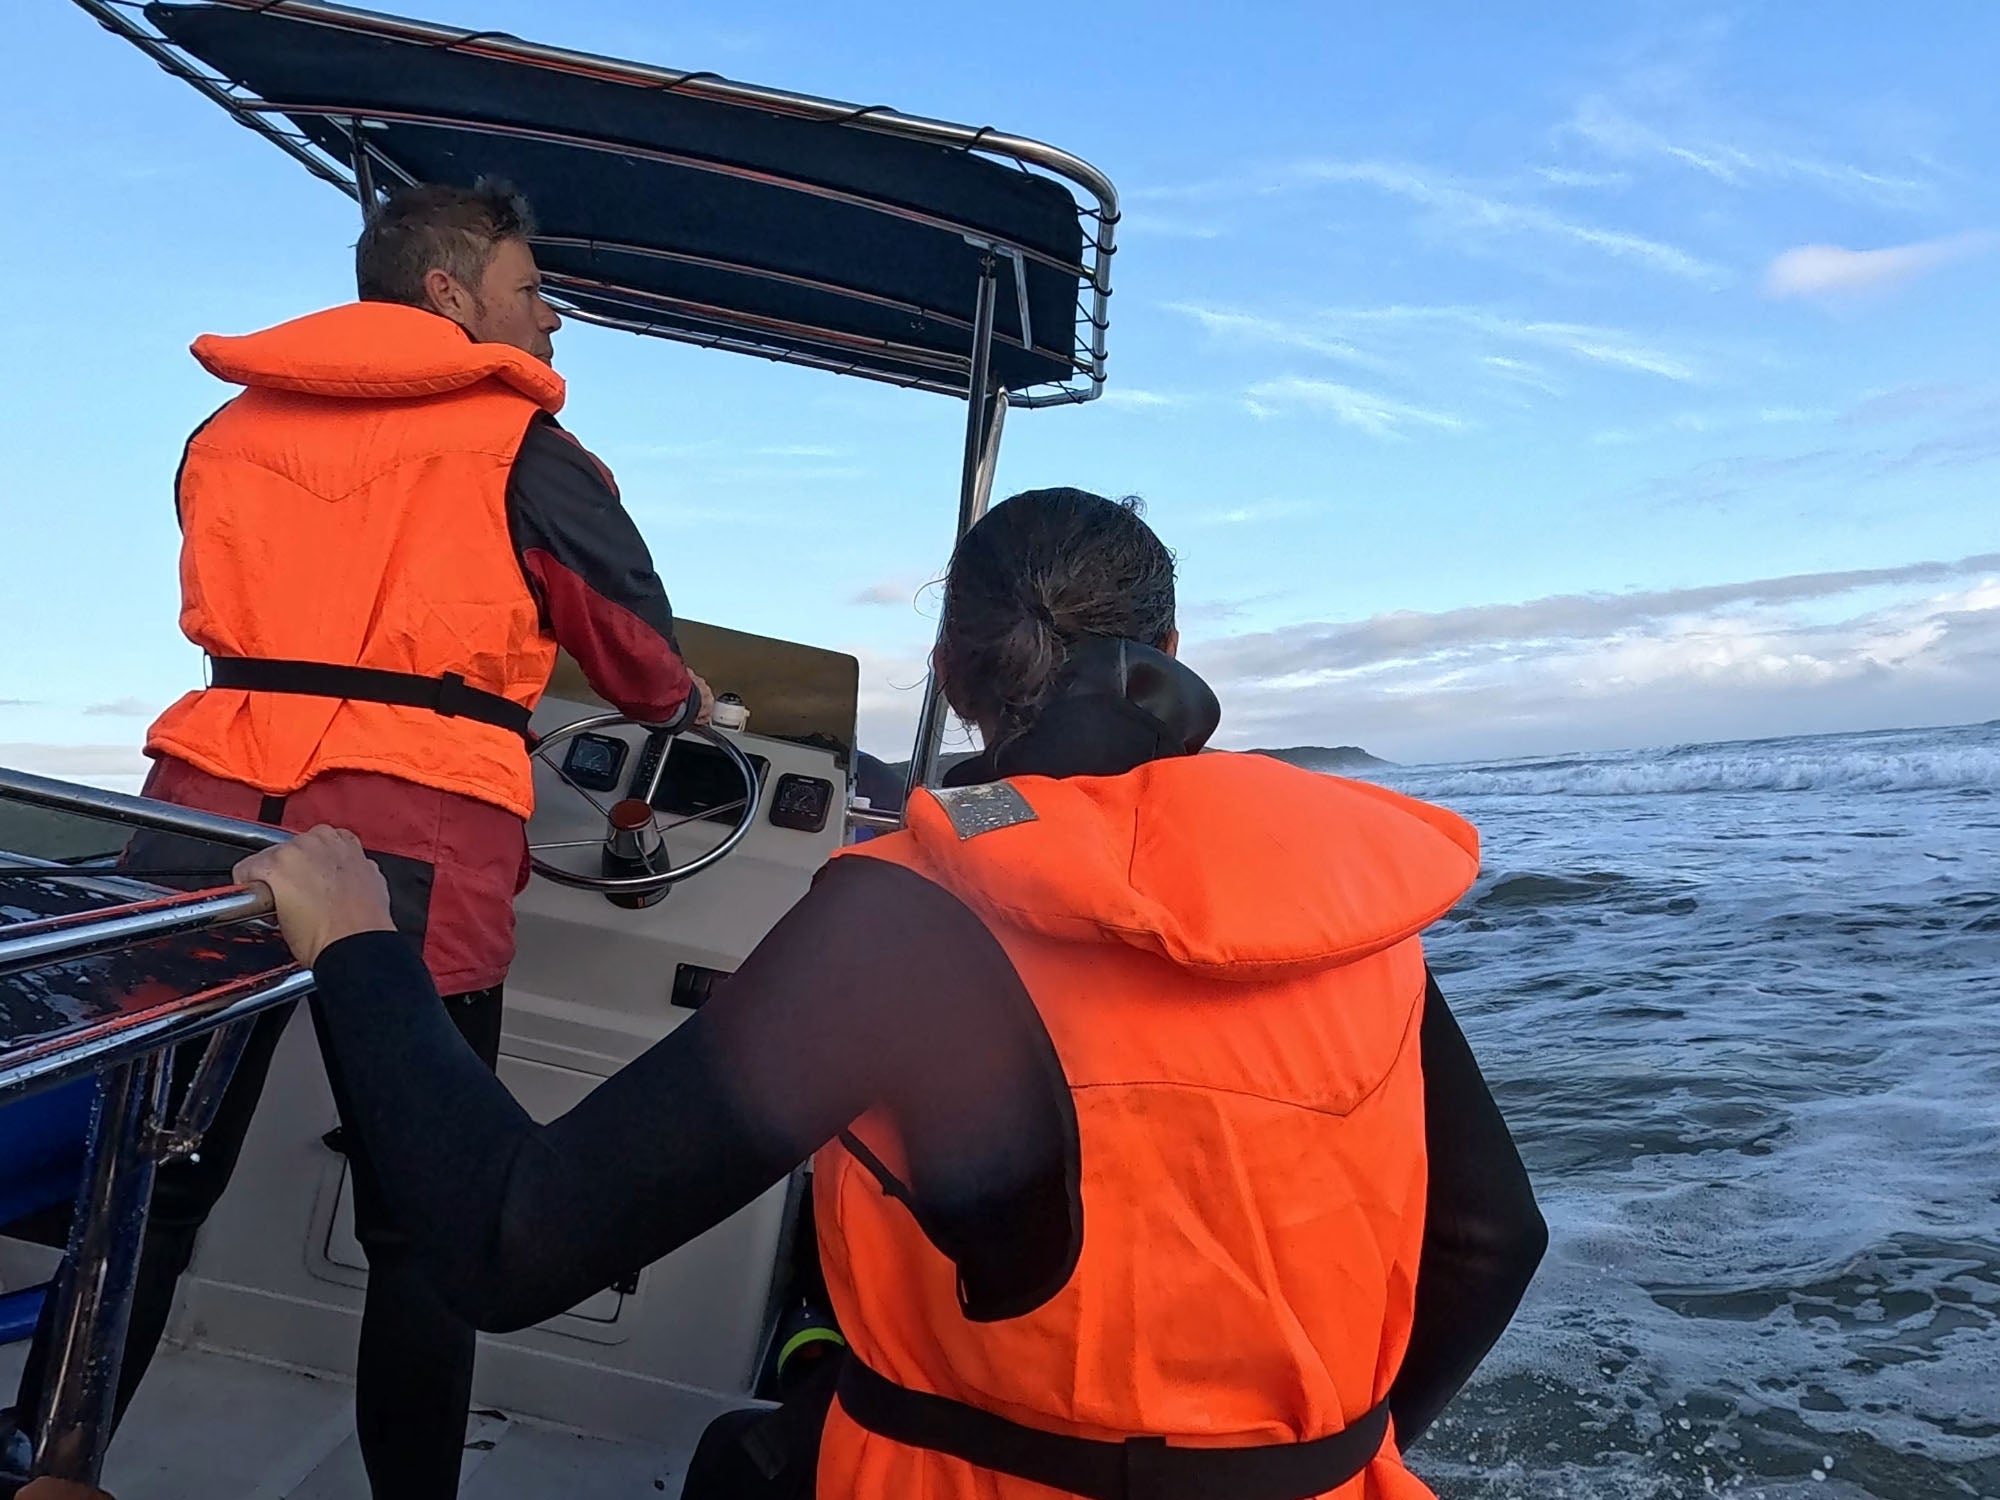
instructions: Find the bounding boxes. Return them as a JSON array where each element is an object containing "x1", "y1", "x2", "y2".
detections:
[
  {"x1": 0, "y1": 885, "x2": 275, "y2": 978},
  {"x1": 0, "y1": 767, "x2": 289, "y2": 976},
  {"x1": 844, "y1": 805, "x2": 902, "y2": 835},
  {"x1": 0, "y1": 768, "x2": 290, "y2": 851},
  {"x1": 0, "y1": 770, "x2": 311, "y2": 1486},
  {"x1": 0, "y1": 964, "x2": 312, "y2": 1103}
]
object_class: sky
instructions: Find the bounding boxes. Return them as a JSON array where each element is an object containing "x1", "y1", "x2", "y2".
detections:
[{"x1": 2, "y1": 0, "x2": 1996, "y2": 784}]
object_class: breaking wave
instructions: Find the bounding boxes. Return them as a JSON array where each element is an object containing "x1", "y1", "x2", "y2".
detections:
[{"x1": 1387, "y1": 739, "x2": 1998, "y2": 801}]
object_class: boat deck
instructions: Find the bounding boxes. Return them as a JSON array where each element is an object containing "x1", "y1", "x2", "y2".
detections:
[{"x1": 0, "y1": 1339, "x2": 690, "y2": 1498}]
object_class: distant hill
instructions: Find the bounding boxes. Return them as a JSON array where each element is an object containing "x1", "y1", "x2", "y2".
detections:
[
  {"x1": 869, "y1": 750, "x2": 977, "y2": 788},
  {"x1": 1247, "y1": 745, "x2": 1393, "y2": 773},
  {"x1": 868, "y1": 744, "x2": 1391, "y2": 796}
]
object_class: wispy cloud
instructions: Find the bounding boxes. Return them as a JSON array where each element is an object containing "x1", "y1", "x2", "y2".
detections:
[
  {"x1": 1180, "y1": 594, "x2": 1282, "y2": 625},
  {"x1": 1189, "y1": 499, "x2": 1321, "y2": 527},
  {"x1": 1367, "y1": 305, "x2": 1701, "y2": 379},
  {"x1": 1568, "y1": 98, "x2": 1761, "y2": 183},
  {"x1": 701, "y1": 464, "x2": 867, "y2": 486},
  {"x1": 1565, "y1": 97, "x2": 1934, "y2": 208},
  {"x1": 1120, "y1": 212, "x2": 1226, "y2": 241},
  {"x1": 595, "y1": 18, "x2": 774, "y2": 61},
  {"x1": 1594, "y1": 405, "x2": 1826, "y2": 446},
  {"x1": 851, "y1": 577, "x2": 934, "y2": 608},
  {"x1": 1764, "y1": 233, "x2": 2000, "y2": 300},
  {"x1": 83, "y1": 697, "x2": 153, "y2": 719},
  {"x1": 755, "y1": 444, "x2": 849, "y2": 459},
  {"x1": 1636, "y1": 447, "x2": 1852, "y2": 510},
  {"x1": 0, "y1": 699, "x2": 34, "y2": 709},
  {"x1": 1173, "y1": 301, "x2": 1702, "y2": 383},
  {"x1": 609, "y1": 439, "x2": 849, "y2": 462},
  {"x1": 1637, "y1": 395, "x2": 2000, "y2": 507},
  {"x1": 1292, "y1": 160, "x2": 1724, "y2": 282},
  {"x1": 1244, "y1": 378, "x2": 1463, "y2": 438},
  {"x1": 1510, "y1": 322, "x2": 1698, "y2": 381},
  {"x1": 1876, "y1": 398, "x2": 2000, "y2": 475},
  {"x1": 1436, "y1": 310, "x2": 1700, "y2": 381},
  {"x1": 1197, "y1": 553, "x2": 2000, "y2": 678},
  {"x1": 1186, "y1": 558, "x2": 2000, "y2": 760},
  {"x1": 1842, "y1": 384, "x2": 1977, "y2": 427},
  {"x1": 1534, "y1": 166, "x2": 1633, "y2": 190},
  {"x1": 1481, "y1": 356, "x2": 1564, "y2": 397},
  {"x1": 629, "y1": 501, "x2": 802, "y2": 529},
  {"x1": 1141, "y1": 158, "x2": 1723, "y2": 282},
  {"x1": 1098, "y1": 388, "x2": 1193, "y2": 411},
  {"x1": 1168, "y1": 304, "x2": 1384, "y2": 370}
]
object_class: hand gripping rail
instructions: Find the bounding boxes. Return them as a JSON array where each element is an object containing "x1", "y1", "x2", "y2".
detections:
[{"x1": 0, "y1": 767, "x2": 311, "y2": 1491}]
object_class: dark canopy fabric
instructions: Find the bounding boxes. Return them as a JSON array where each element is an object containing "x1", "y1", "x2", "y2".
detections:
[{"x1": 147, "y1": 2, "x2": 1091, "y2": 394}]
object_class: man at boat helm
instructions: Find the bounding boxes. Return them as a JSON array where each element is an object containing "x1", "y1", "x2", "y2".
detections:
[
  {"x1": 230, "y1": 488, "x2": 1548, "y2": 1499},
  {"x1": 4, "y1": 181, "x2": 712, "y2": 1499}
]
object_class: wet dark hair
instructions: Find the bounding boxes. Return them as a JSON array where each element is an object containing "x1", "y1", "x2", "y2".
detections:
[
  {"x1": 355, "y1": 179, "x2": 536, "y2": 308},
  {"x1": 939, "y1": 487, "x2": 1177, "y2": 744}
]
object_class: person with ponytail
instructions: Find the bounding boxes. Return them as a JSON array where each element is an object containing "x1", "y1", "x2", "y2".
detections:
[{"x1": 235, "y1": 488, "x2": 1547, "y2": 1500}]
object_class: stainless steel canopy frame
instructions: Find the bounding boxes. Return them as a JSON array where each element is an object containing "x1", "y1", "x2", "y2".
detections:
[{"x1": 69, "y1": 0, "x2": 1117, "y2": 407}]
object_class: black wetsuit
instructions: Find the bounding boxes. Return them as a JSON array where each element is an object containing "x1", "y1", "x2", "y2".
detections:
[{"x1": 307, "y1": 693, "x2": 1547, "y2": 1478}]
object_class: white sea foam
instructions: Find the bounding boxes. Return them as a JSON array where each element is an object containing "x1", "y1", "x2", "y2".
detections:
[{"x1": 1387, "y1": 737, "x2": 1998, "y2": 800}]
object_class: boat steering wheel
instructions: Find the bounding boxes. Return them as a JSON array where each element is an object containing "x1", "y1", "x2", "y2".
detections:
[{"x1": 528, "y1": 711, "x2": 762, "y2": 898}]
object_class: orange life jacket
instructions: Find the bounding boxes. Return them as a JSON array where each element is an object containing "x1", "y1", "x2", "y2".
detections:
[
  {"x1": 146, "y1": 301, "x2": 566, "y2": 820},
  {"x1": 813, "y1": 752, "x2": 1480, "y2": 1500}
]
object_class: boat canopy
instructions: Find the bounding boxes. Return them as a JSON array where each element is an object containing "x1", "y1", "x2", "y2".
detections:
[{"x1": 80, "y1": 0, "x2": 1117, "y2": 405}]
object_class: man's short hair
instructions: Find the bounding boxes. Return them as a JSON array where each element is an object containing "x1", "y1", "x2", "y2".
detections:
[{"x1": 355, "y1": 179, "x2": 537, "y2": 307}]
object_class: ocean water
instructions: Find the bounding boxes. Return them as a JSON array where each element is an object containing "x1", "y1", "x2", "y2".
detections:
[{"x1": 1355, "y1": 722, "x2": 2000, "y2": 1500}]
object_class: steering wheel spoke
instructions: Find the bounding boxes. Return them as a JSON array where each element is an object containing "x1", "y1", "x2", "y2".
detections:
[
  {"x1": 654, "y1": 797, "x2": 749, "y2": 836},
  {"x1": 527, "y1": 713, "x2": 761, "y2": 896}
]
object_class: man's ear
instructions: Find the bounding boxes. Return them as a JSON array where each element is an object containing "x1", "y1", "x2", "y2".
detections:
[{"x1": 423, "y1": 267, "x2": 471, "y2": 324}]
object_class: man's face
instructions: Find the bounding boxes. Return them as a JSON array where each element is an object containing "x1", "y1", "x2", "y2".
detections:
[{"x1": 428, "y1": 238, "x2": 562, "y2": 364}]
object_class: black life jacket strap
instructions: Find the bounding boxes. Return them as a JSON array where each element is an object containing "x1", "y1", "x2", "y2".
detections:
[
  {"x1": 206, "y1": 656, "x2": 534, "y2": 742},
  {"x1": 836, "y1": 1354, "x2": 1390, "y2": 1500}
]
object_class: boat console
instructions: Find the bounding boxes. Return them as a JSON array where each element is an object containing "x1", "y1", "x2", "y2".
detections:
[{"x1": 156, "y1": 629, "x2": 860, "y2": 1449}]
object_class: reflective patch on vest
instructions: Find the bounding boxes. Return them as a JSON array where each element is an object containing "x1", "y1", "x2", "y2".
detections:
[{"x1": 930, "y1": 782, "x2": 1038, "y2": 840}]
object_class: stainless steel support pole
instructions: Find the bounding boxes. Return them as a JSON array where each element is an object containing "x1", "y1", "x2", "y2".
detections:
[
  {"x1": 903, "y1": 260, "x2": 1007, "y2": 809},
  {"x1": 972, "y1": 387, "x2": 1009, "y2": 520},
  {"x1": 954, "y1": 260, "x2": 1003, "y2": 539},
  {"x1": 150, "y1": 1020, "x2": 254, "y2": 1160},
  {"x1": 350, "y1": 116, "x2": 377, "y2": 213},
  {"x1": 29, "y1": 1052, "x2": 170, "y2": 1486}
]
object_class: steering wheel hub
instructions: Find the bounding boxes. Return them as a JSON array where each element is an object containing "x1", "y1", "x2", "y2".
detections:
[{"x1": 527, "y1": 712, "x2": 762, "y2": 898}]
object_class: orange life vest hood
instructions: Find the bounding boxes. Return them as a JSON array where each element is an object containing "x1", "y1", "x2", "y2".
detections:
[
  {"x1": 191, "y1": 301, "x2": 567, "y2": 411},
  {"x1": 901, "y1": 752, "x2": 1479, "y2": 981}
]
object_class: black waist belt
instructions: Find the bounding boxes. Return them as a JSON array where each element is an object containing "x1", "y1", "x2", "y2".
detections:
[
  {"x1": 207, "y1": 656, "x2": 533, "y2": 741},
  {"x1": 836, "y1": 1355, "x2": 1390, "y2": 1500}
]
